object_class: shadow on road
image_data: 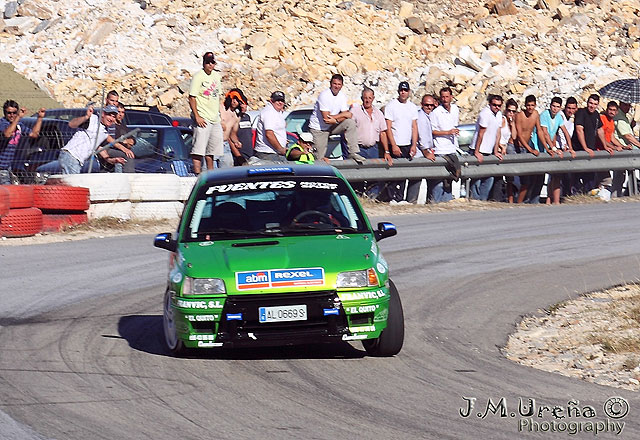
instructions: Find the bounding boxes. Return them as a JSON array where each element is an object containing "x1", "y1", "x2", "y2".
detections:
[{"x1": 118, "y1": 314, "x2": 367, "y2": 360}]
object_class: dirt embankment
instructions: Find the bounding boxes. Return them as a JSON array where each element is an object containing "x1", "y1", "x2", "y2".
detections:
[{"x1": 0, "y1": 62, "x2": 60, "y2": 111}]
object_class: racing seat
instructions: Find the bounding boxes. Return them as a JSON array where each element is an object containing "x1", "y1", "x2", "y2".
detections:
[{"x1": 204, "y1": 202, "x2": 251, "y2": 231}]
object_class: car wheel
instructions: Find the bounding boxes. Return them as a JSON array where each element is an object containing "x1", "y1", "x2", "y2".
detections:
[
  {"x1": 362, "y1": 280, "x2": 404, "y2": 357},
  {"x1": 163, "y1": 290, "x2": 186, "y2": 356}
]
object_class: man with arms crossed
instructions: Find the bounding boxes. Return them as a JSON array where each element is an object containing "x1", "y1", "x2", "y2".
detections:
[
  {"x1": 189, "y1": 51, "x2": 225, "y2": 174},
  {"x1": 309, "y1": 74, "x2": 364, "y2": 163}
]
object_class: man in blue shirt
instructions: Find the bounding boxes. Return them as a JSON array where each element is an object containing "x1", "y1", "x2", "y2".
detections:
[{"x1": 0, "y1": 100, "x2": 45, "y2": 184}]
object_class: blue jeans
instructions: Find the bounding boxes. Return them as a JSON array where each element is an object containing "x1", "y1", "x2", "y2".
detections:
[
  {"x1": 470, "y1": 176, "x2": 494, "y2": 201},
  {"x1": 0, "y1": 169, "x2": 11, "y2": 185},
  {"x1": 430, "y1": 180, "x2": 453, "y2": 203},
  {"x1": 59, "y1": 150, "x2": 82, "y2": 174}
]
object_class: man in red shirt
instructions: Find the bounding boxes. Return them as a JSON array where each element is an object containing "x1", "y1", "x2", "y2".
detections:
[{"x1": 599, "y1": 101, "x2": 624, "y2": 152}]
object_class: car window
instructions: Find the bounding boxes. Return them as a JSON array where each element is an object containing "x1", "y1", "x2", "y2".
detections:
[
  {"x1": 285, "y1": 110, "x2": 311, "y2": 133},
  {"x1": 131, "y1": 129, "x2": 159, "y2": 158},
  {"x1": 184, "y1": 177, "x2": 368, "y2": 240},
  {"x1": 162, "y1": 128, "x2": 187, "y2": 160},
  {"x1": 125, "y1": 112, "x2": 151, "y2": 125}
]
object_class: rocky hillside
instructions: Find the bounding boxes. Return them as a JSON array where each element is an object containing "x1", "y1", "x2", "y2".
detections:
[{"x1": 0, "y1": 0, "x2": 638, "y2": 122}]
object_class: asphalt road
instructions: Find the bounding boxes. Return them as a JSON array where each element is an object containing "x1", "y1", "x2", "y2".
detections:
[{"x1": 1, "y1": 202, "x2": 640, "y2": 439}]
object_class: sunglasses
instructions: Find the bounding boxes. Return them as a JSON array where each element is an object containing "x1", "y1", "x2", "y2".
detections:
[
  {"x1": 5, "y1": 110, "x2": 17, "y2": 115},
  {"x1": 490, "y1": 102, "x2": 502, "y2": 107},
  {"x1": 422, "y1": 103, "x2": 435, "y2": 107},
  {"x1": 506, "y1": 109, "x2": 516, "y2": 113}
]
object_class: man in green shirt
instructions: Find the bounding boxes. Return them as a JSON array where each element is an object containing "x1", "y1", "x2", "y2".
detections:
[
  {"x1": 612, "y1": 101, "x2": 640, "y2": 197},
  {"x1": 189, "y1": 52, "x2": 225, "y2": 174}
]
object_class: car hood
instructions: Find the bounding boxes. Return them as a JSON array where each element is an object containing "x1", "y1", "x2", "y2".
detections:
[{"x1": 178, "y1": 234, "x2": 377, "y2": 293}]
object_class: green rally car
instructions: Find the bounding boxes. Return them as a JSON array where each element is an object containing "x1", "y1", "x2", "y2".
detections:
[{"x1": 154, "y1": 165, "x2": 403, "y2": 356}]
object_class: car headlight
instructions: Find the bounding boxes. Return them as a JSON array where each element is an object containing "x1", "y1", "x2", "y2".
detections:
[
  {"x1": 336, "y1": 269, "x2": 379, "y2": 288},
  {"x1": 183, "y1": 277, "x2": 226, "y2": 295}
]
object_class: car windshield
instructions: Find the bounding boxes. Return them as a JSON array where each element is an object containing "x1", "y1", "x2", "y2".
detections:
[{"x1": 183, "y1": 177, "x2": 369, "y2": 241}]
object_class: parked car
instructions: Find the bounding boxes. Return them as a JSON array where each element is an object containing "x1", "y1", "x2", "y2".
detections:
[
  {"x1": 35, "y1": 106, "x2": 174, "y2": 126},
  {"x1": 154, "y1": 164, "x2": 403, "y2": 356},
  {"x1": 11, "y1": 121, "x2": 194, "y2": 179},
  {"x1": 285, "y1": 107, "x2": 343, "y2": 159}
]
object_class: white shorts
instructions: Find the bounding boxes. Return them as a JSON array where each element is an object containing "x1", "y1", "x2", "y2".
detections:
[{"x1": 192, "y1": 121, "x2": 223, "y2": 156}]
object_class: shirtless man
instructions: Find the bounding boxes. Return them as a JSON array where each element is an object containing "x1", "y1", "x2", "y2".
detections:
[
  {"x1": 220, "y1": 89, "x2": 245, "y2": 167},
  {"x1": 514, "y1": 95, "x2": 551, "y2": 203}
]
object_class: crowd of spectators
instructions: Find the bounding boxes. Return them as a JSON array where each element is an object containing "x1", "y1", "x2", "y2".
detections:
[{"x1": 2, "y1": 50, "x2": 639, "y2": 204}]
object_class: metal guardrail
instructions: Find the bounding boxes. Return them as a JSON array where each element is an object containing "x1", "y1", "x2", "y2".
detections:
[{"x1": 332, "y1": 150, "x2": 640, "y2": 180}]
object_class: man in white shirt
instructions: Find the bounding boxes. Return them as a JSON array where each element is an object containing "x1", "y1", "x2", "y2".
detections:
[
  {"x1": 383, "y1": 81, "x2": 419, "y2": 203},
  {"x1": 469, "y1": 94, "x2": 503, "y2": 200},
  {"x1": 254, "y1": 91, "x2": 288, "y2": 162},
  {"x1": 58, "y1": 105, "x2": 125, "y2": 174},
  {"x1": 430, "y1": 87, "x2": 460, "y2": 203},
  {"x1": 309, "y1": 74, "x2": 365, "y2": 164}
]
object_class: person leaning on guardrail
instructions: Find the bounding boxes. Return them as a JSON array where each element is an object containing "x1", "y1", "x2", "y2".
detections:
[
  {"x1": 429, "y1": 87, "x2": 461, "y2": 203},
  {"x1": 469, "y1": 94, "x2": 504, "y2": 201},
  {"x1": 571, "y1": 94, "x2": 608, "y2": 193},
  {"x1": 501, "y1": 98, "x2": 519, "y2": 203},
  {"x1": 515, "y1": 95, "x2": 551, "y2": 204},
  {"x1": 539, "y1": 97, "x2": 575, "y2": 205},
  {"x1": 611, "y1": 101, "x2": 640, "y2": 197}
]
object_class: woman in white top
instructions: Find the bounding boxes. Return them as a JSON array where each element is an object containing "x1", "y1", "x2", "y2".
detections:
[{"x1": 500, "y1": 98, "x2": 519, "y2": 203}]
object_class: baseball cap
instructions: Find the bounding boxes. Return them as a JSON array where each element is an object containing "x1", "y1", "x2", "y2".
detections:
[
  {"x1": 398, "y1": 81, "x2": 410, "y2": 91},
  {"x1": 203, "y1": 52, "x2": 216, "y2": 64},
  {"x1": 298, "y1": 132, "x2": 313, "y2": 143},
  {"x1": 270, "y1": 91, "x2": 286, "y2": 102},
  {"x1": 103, "y1": 105, "x2": 119, "y2": 114}
]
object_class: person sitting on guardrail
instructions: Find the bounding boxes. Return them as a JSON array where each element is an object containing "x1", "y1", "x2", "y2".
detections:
[
  {"x1": 539, "y1": 97, "x2": 575, "y2": 205},
  {"x1": 308, "y1": 74, "x2": 365, "y2": 164},
  {"x1": 0, "y1": 100, "x2": 46, "y2": 184},
  {"x1": 57, "y1": 105, "x2": 126, "y2": 174},
  {"x1": 611, "y1": 101, "x2": 640, "y2": 197},
  {"x1": 515, "y1": 95, "x2": 551, "y2": 203},
  {"x1": 430, "y1": 87, "x2": 461, "y2": 203},
  {"x1": 469, "y1": 94, "x2": 504, "y2": 201}
]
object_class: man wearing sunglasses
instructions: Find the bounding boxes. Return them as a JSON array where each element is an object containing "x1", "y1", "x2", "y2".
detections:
[
  {"x1": 1, "y1": 100, "x2": 45, "y2": 184},
  {"x1": 188, "y1": 51, "x2": 225, "y2": 174}
]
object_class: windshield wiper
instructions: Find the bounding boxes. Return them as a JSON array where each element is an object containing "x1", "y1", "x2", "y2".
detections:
[{"x1": 197, "y1": 228, "x2": 281, "y2": 237}]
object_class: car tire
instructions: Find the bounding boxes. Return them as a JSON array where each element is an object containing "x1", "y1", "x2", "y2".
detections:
[
  {"x1": 0, "y1": 207, "x2": 43, "y2": 237},
  {"x1": 0, "y1": 186, "x2": 9, "y2": 217},
  {"x1": 33, "y1": 185, "x2": 90, "y2": 212},
  {"x1": 163, "y1": 290, "x2": 187, "y2": 356},
  {"x1": 42, "y1": 213, "x2": 89, "y2": 232},
  {"x1": 362, "y1": 280, "x2": 404, "y2": 357},
  {"x1": 1, "y1": 184, "x2": 34, "y2": 209}
]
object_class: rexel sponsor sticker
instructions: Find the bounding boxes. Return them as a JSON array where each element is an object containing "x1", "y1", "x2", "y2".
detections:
[{"x1": 236, "y1": 268, "x2": 324, "y2": 290}]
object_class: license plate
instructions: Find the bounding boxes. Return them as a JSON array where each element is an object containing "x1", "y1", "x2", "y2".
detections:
[{"x1": 259, "y1": 305, "x2": 307, "y2": 323}]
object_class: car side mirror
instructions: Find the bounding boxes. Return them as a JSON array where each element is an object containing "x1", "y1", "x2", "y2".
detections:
[
  {"x1": 374, "y1": 222, "x2": 397, "y2": 241},
  {"x1": 154, "y1": 232, "x2": 177, "y2": 252}
]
